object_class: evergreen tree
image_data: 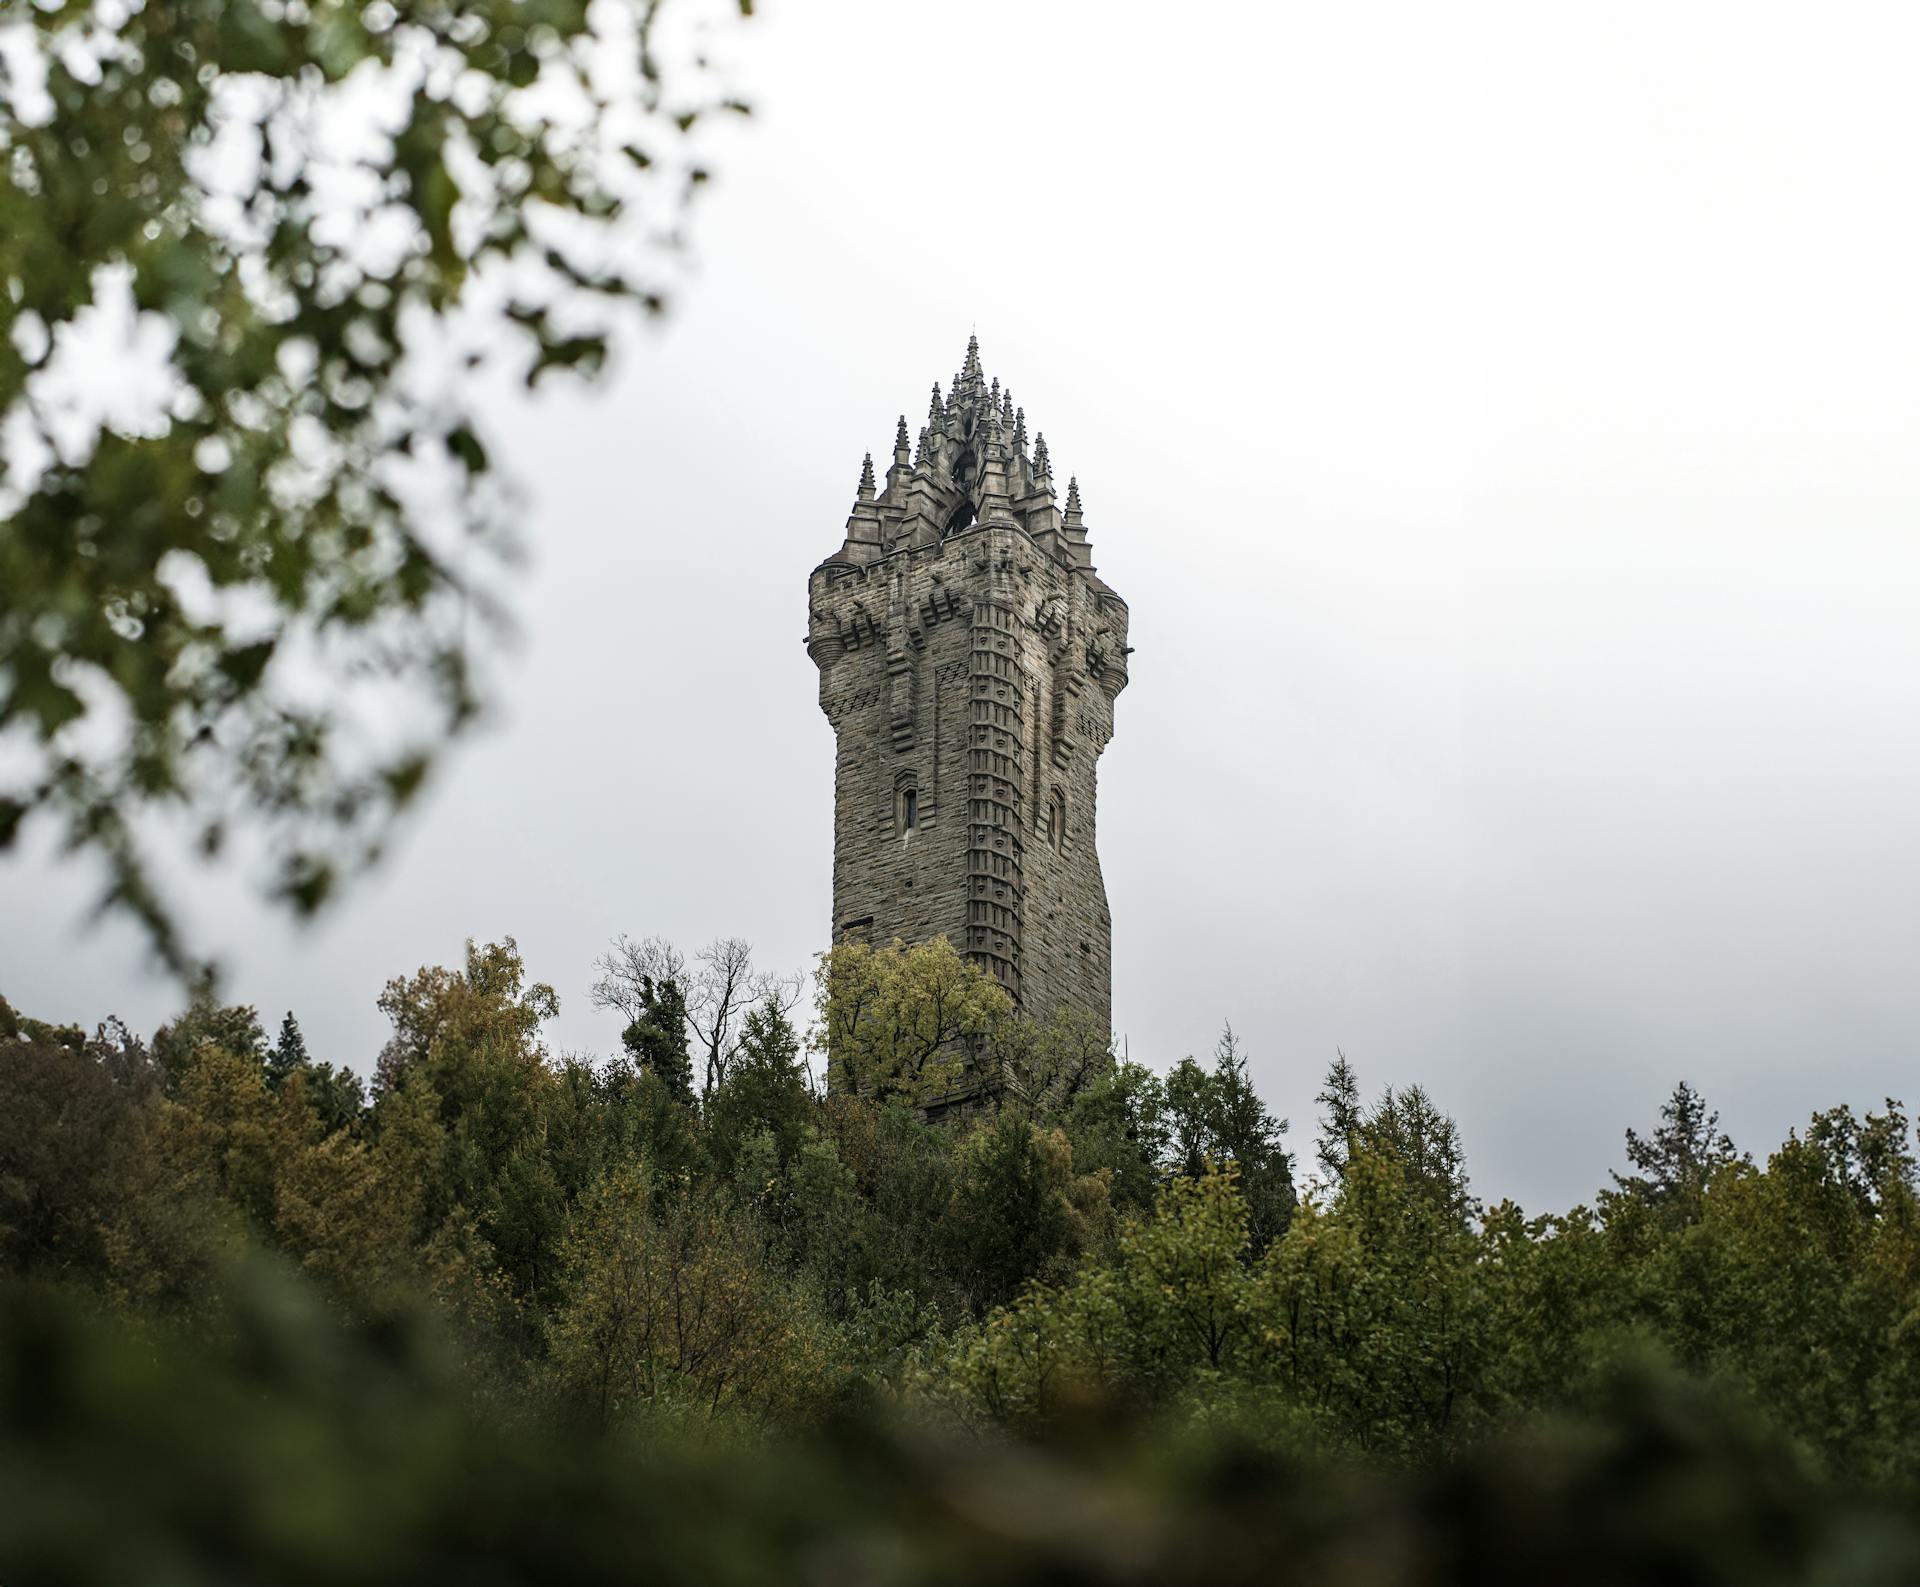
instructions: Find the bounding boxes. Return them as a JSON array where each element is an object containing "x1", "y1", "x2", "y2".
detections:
[
  {"x1": 1613, "y1": 1080, "x2": 1739, "y2": 1217},
  {"x1": 1063, "y1": 1061, "x2": 1169, "y2": 1217},
  {"x1": 151, "y1": 997, "x2": 267, "y2": 1092},
  {"x1": 1163, "y1": 1027, "x2": 1294, "y2": 1248},
  {"x1": 1206, "y1": 1026, "x2": 1295, "y2": 1249},
  {"x1": 1314, "y1": 1051, "x2": 1362, "y2": 1183},
  {"x1": 1368, "y1": 1084, "x2": 1470, "y2": 1219},
  {"x1": 266, "y1": 1012, "x2": 311, "y2": 1091},
  {"x1": 1164, "y1": 1055, "x2": 1215, "y2": 1181},
  {"x1": 621, "y1": 977, "x2": 696, "y2": 1106},
  {"x1": 943, "y1": 1113, "x2": 1108, "y2": 1314},
  {"x1": 704, "y1": 1000, "x2": 812, "y2": 1181}
]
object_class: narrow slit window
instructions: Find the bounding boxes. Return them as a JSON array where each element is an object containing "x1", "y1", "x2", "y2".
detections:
[{"x1": 902, "y1": 787, "x2": 918, "y2": 831}]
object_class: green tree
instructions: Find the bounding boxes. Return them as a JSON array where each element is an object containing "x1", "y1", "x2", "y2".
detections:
[
  {"x1": 1610, "y1": 1080, "x2": 1741, "y2": 1223},
  {"x1": 1011, "y1": 1005, "x2": 1116, "y2": 1122},
  {"x1": 813, "y1": 938, "x2": 1012, "y2": 1105},
  {"x1": 151, "y1": 996, "x2": 266, "y2": 1093},
  {"x1": 259, "y1": 1009, "x2": 363, "y2": 1134},
  {"x1": 265, "y1": 1011, "x2": 310, "y2": 1089},
  {"x1": 0, "y1": 1011, "x2": 156, "y2": 1281},
  {"x1": 1620, "y1": 1102, "x2": 1920, "y2": 1483},
  {"x1": 1255, "y1": 1143, "x2": 1485, "y2": 1462},
  {"x1": 545, "y1": 1162, "x2": 826, "y2": 1432},
  {"x1": 1165, "y1": 1026, "x2": 1294, "y2": 1248},
  {"x1": 618, "y1": 976, "x2": 695, "y2": 1106},
  {"x1": 1061, "y1": 1059, "x2": 1168, "y2": 1217},
  {"x1": 1365, "y1": 1083, "x2": 1470, "y2": 1220},
  {"x1": 931, "y1": 1166, "x2": 1254, "y2": 1430},
  {"x1": 942, "y1": 1111, "x2": 1109, "y2": 1314},
  {"x1": 0, "y1": 0, "x2": 752, "y2": 972},
  {"x1": 370, "y1": 938, "x2": 562, "y2": 1301},
  {"x1": 791, "y1": 1097, "x2": 960, "y2": 1321},
  {"x1": 1313, "y1": 1051, "x2": 1361, "y2": 1183},
  {"x1": 703, "y1": 999, "x2": 811, "y2": 1183}
]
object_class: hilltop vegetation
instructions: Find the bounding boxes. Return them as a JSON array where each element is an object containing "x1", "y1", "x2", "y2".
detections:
[{"x1": 5, "y1": 935, "x2": 1920, "y2": 1581}]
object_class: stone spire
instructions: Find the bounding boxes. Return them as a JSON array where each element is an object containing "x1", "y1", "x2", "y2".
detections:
[
  {"x1": 823, "y1": 334, "x2": 1097, "y2": 567},
  {"x1": 1058, "y1": 474, "x2": 1091, "y2": 568},
  {"x1": 955, "y1": 334, "x2": 982, "y2": 401}
]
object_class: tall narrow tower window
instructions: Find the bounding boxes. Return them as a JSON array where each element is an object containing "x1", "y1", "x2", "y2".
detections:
[
  {"x1": 1047, "y1": 788, "x2": 1067, "y2": 851},
  {"x1": 900, "y1": 786, "x2": 919, "y2": 833}
]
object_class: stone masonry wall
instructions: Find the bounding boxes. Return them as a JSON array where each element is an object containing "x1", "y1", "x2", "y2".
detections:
[{"x1": 811, "y1": 522, "x2": 1126, "y2": 1033}]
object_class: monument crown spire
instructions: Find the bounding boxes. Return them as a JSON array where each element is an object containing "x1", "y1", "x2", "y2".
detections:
[{"x1": 834, "y1": 335, "x2": 1097, "y2": 561}]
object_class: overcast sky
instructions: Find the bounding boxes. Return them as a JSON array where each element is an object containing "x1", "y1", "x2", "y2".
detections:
[{"x1": 8, "y1": 0, "x2": 1920, "y2": 1212}]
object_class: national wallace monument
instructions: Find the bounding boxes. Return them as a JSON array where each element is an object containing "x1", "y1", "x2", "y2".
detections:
[{"x1": 807, "y1": 337, "x2": 1131, "y2": 1037}]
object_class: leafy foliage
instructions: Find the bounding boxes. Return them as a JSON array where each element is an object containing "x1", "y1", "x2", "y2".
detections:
[
  {"x1": 10, "y1": 1270, "x2": 1916, "y2": 1586},
  {"x1": 814, "y1": 936, "x2": 1012, "y2": 1104},
  {"x1": 0, "y1": 0, "x2": 752, "y2": 971},
  {"x1": 7, "y1": 943, "x2": 1920, "y2": 1577}
]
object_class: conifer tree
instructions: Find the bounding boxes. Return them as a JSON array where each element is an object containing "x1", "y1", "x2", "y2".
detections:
[
  {"x1": 1612, "y1": 1080, "x2": 1739, "y2": 1217},
  {"x1": 622, "y1": 978, "x2": 696, "y2": 1107},
  {"x1": 266, "y1": 1012, "x2": 310, "y2": 1091},
  {"x1": 1315, "y1": 1052, "x2": 1362, "y2": 1183},
  {"x1": 1164, "y1": 1026, "x2": 1294, "y2": 1248}
]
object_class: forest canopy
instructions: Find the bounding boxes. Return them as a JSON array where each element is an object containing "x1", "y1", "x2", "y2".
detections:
[{"x1": 5, "y1": 934, "x2": 1920, "y2": 1582}]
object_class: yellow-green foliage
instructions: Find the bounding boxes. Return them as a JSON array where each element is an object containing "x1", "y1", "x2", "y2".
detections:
[
  {"x1": 11, "y1": 963, "x2": 1920, "y2": 1495},
  {"x1": 922, "y1": 1110, "x2": 1920, "y2": 1477},
  {"x1": 927, "y1": 1167, "x2": 1256, "y2": 1432},
  {"x1": 544, "y1": 1162, "x2": 827, "y2": 1434},
  {"x1": 813, "y1": 937, "x2": 1013, "y2": 1103}
]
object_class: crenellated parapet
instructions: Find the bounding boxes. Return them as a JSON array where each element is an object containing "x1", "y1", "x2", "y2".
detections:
[{"x1": 808, "y1": 336, "x2": 1131, "y2": 1040}]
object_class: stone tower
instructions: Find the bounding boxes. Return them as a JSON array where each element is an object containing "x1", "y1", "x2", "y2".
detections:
[{"x1": 807, "y1": 337, "x2": 1130, "y2": 1035}]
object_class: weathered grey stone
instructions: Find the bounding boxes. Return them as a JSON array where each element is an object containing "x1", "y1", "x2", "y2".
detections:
[{"x1": 807, "y1": 336, "x2": 1130, "y2": 1037}]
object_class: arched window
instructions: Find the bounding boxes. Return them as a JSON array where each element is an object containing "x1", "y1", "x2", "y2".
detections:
[
  {"x1": 896, "y1": 775, "x2": 920, "y2": 836},
  {"x1": 1046, "y1": 788, "x2": 1067, "y2": 851}
]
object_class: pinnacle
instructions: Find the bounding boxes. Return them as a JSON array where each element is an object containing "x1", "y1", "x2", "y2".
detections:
[
  {"x1": 895, "y1": 414, "x2": 910, "y2": 447},
  {"x1": 1033, "y1": 432, "x2": 1050, "y2": 473},
  {"x1": 1065, "y1": 475, "x2": 1082, "y2": 515},
  {"x1": 858, "y1": 452, "x2": 876, "y2": 496},
  {"x1": 961, "y1": 333, "x2": 982, "y2": 384},
  {"x1": 1012, "y1": 406, "x2": 1027, "y2": 450}
]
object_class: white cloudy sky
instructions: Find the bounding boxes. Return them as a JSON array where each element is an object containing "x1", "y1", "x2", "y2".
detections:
[{"x1": 7, "y1": 0, "x2": 1920, "y2": 1211}]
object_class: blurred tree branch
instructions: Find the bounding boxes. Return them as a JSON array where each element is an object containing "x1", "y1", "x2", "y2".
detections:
[{"x1": 0, "y1": 0, "x2": 753, "y2": 977}]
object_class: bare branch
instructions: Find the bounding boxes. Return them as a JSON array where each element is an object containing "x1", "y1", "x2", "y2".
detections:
[{"x1": 589, "y1": 934, "x2": 687, "y2": 1029}]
